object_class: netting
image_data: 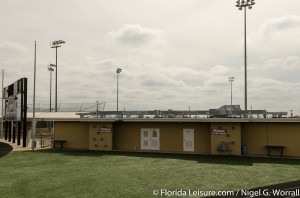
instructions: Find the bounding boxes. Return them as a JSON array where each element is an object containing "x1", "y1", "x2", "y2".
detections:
[{"x1": 27, "y1": 102, "x2": 106, "y2": 112}]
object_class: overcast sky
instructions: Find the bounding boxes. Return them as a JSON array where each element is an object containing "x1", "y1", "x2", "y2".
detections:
[{"x1": 1, "y1": 0, "x2": 300, "y2": 114}]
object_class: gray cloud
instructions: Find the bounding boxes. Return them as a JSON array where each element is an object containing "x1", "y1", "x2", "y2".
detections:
[
  {"x1": 2, "y1": 1, "x2": 300, "y2": 114},
  {"x1": 249, "y1": 15, "x2": 300, "y2": 57},
  {"x1": 107, "y1": 24, "x2": 166, "y2": 47},
  {"x1": 259, "y1": 15, "x2": 300, "y2": 38}
]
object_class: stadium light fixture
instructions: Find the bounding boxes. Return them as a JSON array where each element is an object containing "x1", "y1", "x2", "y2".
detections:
[
  {"x1": 116, "y1": 68, "x2": 122, "y2": 112},
  {"x1": 50, "y1": 40, "x2": 65, "y2": 112},
  {"x1": 229, "y1": 77, "x2": 235, "y2": 106},
  {"x1": 235, "y1": 0, "x2": 255, "y2": 110}
]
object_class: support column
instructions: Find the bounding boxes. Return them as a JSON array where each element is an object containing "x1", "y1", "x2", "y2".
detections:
[
  {"x1": 17, "y1": 121, "x2": 21, "y2": 145},
  {"x1": 8, "y1": 121, "x2": 11, "y2": 142},
  {"x1": 4, "y1": 121, "x2": 8, "y2": 140},
  {"x1": 12, "y1": 122, "x2": 16, "y2": 143}
]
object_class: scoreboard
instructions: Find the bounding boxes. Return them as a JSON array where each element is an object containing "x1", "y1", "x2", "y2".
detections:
[
  {"x1": 3, "y1": 78, "x2": 27, "y2": 147},
  {"x1": 4, "y1": 78, "x2": 26, "y2": 121}
]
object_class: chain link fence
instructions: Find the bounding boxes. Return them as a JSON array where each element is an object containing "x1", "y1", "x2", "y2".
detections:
[{"x1": 27, "y1": 102, "x2": 106, "y2": 112}]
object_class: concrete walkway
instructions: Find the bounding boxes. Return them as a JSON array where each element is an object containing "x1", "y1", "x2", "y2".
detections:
[{"x1": 0, "y1": 139, "x2": 50, "y2": 157}]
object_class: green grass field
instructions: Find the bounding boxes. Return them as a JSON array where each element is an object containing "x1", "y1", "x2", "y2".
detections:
[{"x1": 0, "y1": 150, "x2": 299, "y2": 198}]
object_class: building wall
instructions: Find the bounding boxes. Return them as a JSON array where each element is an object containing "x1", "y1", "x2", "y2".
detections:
[
  {"x1": 190, "y1": 123, "x2": 211, "y2": 154},
  {"x1": 113, "y1": 122, "x2": 211, "y2": 154},
  {"x1": 113, "y1": 122, "x2": 140, "y2": 151},
  {"x1": 241, "y1": 123, "x2": 267, "y2": 155},
  {"x1": 88, "y1": 122, "x2": 113, "y2": 151},
  {"x1": 53, "y1": 120, "x2": 300, "y2": 157},
  {"x1": 267, "y1": 123, "x2": 300, "y2": 156},
  {"x1": 54, "y1": 122, "x2": 89, "y2": 149},
  {"x1": 210, "y1": 123, "x2": 241, "y2": 156},
  {"x1": 242, "y1": 122, "x2": 300, "y2": 157}
]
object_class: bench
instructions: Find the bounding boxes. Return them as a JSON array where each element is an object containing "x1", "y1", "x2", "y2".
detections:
[
  {"x1": 265, "y1": 145, "x2": 285, "y2": 157},
  {"x1": 51, "y1": 140, "x2": 66, "y2": 149}
]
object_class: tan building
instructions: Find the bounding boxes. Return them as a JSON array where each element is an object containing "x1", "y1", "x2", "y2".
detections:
[{"x1": 45, "y1": 118, "x2": 300, "y2": 157}]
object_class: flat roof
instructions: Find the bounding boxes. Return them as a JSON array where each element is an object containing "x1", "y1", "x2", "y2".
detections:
[
  {"x1": 27, "y1": 112, "x2": 81, "y2": 119},
  {"x1": 25, "y1": 115, "x2": 300, "y2": 123},
  {"x1": 22, "y1": 111, "x2": 298, "y2": 123}
]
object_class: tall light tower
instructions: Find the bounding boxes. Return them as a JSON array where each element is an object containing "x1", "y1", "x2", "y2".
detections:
[
  {"x1": 50, "y1": 40, "x2": 65, "y2": 112},
  {"x1": 229, "y1": 77, "x2": 235, "y2": 106},
  {"x1": 1, "y1": 69, "x2": 4, "y2": 139},
  {"x1": 96, "y1": 101, "x2": 99, "y2": 118},
  {"x1": 48, "y1": 64, "x2": 56, "y2": 112},
  {"x1": 290, "y1": 110, "x2": 294, "y2": 118},
  {"x1": 116, "y1": 68, "x2": 122, "y2": 112},
  {"x1": 236, "y1": 0, "x2": 255, "y2": 110}
]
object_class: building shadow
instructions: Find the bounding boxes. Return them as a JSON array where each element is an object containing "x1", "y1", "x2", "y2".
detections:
[
  {"x1": 0, "y1": 142, "x2": 13, "y2": 158},
  {"x1": 23, "y1": 149, "x2": 300, "y2": 166}
]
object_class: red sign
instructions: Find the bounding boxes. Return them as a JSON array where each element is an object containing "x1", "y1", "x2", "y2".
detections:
[
  {"x1": 99, "y1": 128, "x2": 111, "y2": 133},
  {"x1": 211, "y1": 129, "x2": 227, "y2": 135}
]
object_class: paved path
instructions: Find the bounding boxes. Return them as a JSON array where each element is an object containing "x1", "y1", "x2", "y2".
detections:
[{"x1": 0, "y1": 139, "x2": 50, "y2": 157}]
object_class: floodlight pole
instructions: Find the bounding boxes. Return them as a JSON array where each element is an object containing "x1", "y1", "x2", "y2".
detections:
[
  {"x1": 48, "y1": 64, "x2": 56, "y2": 112},
  {"x1": 229, "y1": 77, "x2": 235, "y2": 106},
  {"x1": 116, "y1": 68, "x2": 122, "y2": 112},
  {"x1": 1, "y1": 70, "x2": 3, "y2": 138},
  {"x1": 50, "y1": 40, "x2": 65, "y2": 112},
  {"x1": 244, "y1": 7, "x2": 248, "y2": 110},
  {"x1": 236, "y1": 0, "x2": 255, "y2": 110},
  {"x1": 55, "y1": 47, "x2": 58, "y2": 112},
  {"x1": 244, "y1": 7, "x2": 247, "y2": 111},
  {"x1": 96, "y1": 101, "x2": 99, "y2": 118},
  {"x1": 32, "y1": 41, "x2": 37, "y2": 151}
]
